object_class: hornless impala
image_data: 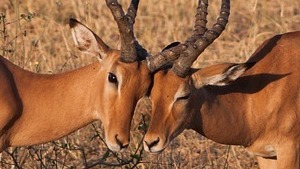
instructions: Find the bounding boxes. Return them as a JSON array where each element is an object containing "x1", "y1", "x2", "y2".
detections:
[
  {"x1": 141, "y1": 0, "x2": 300, "y2": 168},
  {"x1": 0, "y1": 0, "x2": 155, "y2": 152}
]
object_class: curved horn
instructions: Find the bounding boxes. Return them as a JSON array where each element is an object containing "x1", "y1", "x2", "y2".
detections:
[
  {"x1": 185, "y1": 0, "x2": 208, "y2": 45},
  {"x1": 106, "y1": 0, "x2": 137, "y2": 62},
  {"x1": 125, "y1": 0, "x2": 148, "y2": 60},
  {"x1": 146, "y1": 0, "x2": 210, "y2": 72},
  {"x1": 146, "y1": 43, "x2": 187, "y2": 72},
  {"x1": 125, "y1": 0, "x2": 139, "y2": 31},
  {"x1": 173, "y1": 0, "x2": 230, "y2": 77}
]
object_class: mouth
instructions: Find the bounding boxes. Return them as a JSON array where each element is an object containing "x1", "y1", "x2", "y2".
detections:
[
  {"x1": 106, "y1": 143, "x2": 122, "y2": 152},
  {"x1": 106, "y1": 138, "x2": 129, "y2": 152},
  {"x1": 148, "y1": 148, "x2": 165, "y2": 154},
  {"x1": 106, "y1": 143, "x2": 129, "y2": 152},
  {"x1": 143, "y1": 138, "x2": 168, "y2": 154}
]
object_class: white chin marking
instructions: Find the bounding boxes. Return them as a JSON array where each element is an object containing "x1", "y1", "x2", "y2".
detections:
[
  {"x1": 145, "y1": 143, "x2": 166, "y2": 154},
  {"x1": 150, "y1": 147, "x2": 165, "y2": 154},
  {"x1": 106, "y1": 142, "x2": 121, "y2": 152},
  {"x1": 143, "y1": 144, "x2": 150, "y2": 152}
]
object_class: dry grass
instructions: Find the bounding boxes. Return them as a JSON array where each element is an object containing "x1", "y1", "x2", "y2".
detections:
[{"x1": 1, "y1": 0, "x2": 300, "y2": 168}]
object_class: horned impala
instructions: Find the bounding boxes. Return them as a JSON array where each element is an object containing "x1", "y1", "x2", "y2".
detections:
[
  {"x1": 141, "y1": 0, "x2": 300, "y2": 168},
  {"x1": 0, "y1": 0, "x2": 209, "y2": 153},
  {"x1": 0, "y1": 0, "x2": 156, "y2": 152}
]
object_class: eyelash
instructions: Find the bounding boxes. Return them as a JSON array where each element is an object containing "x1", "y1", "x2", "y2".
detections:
[{"x1": 177, "y1": 93, "x2": 191, "y2": 100}]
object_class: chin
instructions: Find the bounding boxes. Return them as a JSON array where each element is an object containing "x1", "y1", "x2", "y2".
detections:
[
  {"x1": 106, "y1": 143, "x2": 121, "y2": 152},
  {"x1": 149, "y1": 147, "x2": 165, "y2": 154},
  {"x1": 144, "y1": 142, "x2": 169, "y2": 154}
]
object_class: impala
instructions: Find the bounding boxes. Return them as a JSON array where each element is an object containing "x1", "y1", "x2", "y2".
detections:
[
  {"x1": 0, "y1": 0, "x2": 211, "y2": 153},
  {"x1": 0, "y1": 0, "x2": 155, "y2": 152},
  {"x1": 141, "y1": 0, "x2": 300, "y2": 168}
]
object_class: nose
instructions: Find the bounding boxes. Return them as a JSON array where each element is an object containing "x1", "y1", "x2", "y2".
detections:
[
  {"x1": 115, "y1": 134, "x2": 129, "y2": 151},
  {"x1": 144, "y1": 137, "x2": 160, "y2": 152}
]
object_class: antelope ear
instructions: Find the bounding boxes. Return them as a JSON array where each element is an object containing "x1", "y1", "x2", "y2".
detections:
[
  {"x1": 191, "y1": 62, "x2": 255, "y2": 89},
  {"x1": 69, "y1": 18, "x2": 110, "y2": 60}
]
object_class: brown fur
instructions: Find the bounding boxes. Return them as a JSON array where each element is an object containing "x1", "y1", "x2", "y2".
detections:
[
  {"x1": 144, "y1": 31, "x2": 300, "y2": 169},
  {"x1": 0, "y1": 20, "x2": 151, "y2": 152}
]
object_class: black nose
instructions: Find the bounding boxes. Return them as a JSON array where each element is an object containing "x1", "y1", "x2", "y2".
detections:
[
  {"x1": 144, "y1": 137, "x2": 160, "y2": 149},
  {"x1": 115, "y1": 134, "x2": 129, "y2": 150}
]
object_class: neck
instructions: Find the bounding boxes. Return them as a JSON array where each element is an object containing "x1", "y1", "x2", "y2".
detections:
[
  {"x1": 189, "y1": 84, "x2": 252, "y2": 146},
  {"x1": 3, "y1": 58, "x2": 102, "y2": 146}
]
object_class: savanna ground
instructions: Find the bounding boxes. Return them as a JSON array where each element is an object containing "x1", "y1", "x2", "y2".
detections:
[{"x1": 1, "y1": 0, "x2": 300, "y2": 168}]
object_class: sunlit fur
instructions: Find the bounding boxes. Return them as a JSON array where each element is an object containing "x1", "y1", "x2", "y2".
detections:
[
  {"x1": 144, "y1": 31, "x2": 300, "y2": 169},
  {"x1": 0, "y1": 20, "x2": 151, "y2": 152}
]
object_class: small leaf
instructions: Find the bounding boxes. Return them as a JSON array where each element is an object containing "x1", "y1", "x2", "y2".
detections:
[{"x1": 101, "y1": 150, "x2": 110, "y2": 161}]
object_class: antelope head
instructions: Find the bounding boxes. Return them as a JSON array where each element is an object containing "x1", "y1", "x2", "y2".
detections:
[
  {"x1": 141, "y1": 0, "x2": 254, "y2": 153},
  {"x1": 71, "y1": 0, "x2": 222, "y2": 152},
  {"x1": 69, "y1": 0, "x2": 150, "y2": 152}
]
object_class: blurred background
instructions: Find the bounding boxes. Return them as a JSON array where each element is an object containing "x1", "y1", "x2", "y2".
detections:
[{"x1": 1, "y1": 0, "x2": 300, "y2": 168}]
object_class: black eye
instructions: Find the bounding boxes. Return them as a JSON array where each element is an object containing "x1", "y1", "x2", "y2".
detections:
[{"x1": 108, "y1": 72, "x2": 118, "y2": 86}]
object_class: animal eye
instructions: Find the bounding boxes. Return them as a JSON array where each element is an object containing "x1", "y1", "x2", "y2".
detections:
[
  {"x1": 177, "y1": 93, "x2": 190, "y2": 101},
  {"x1": 108, "y1": 72, "x2": 118, "y2": 86}
]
